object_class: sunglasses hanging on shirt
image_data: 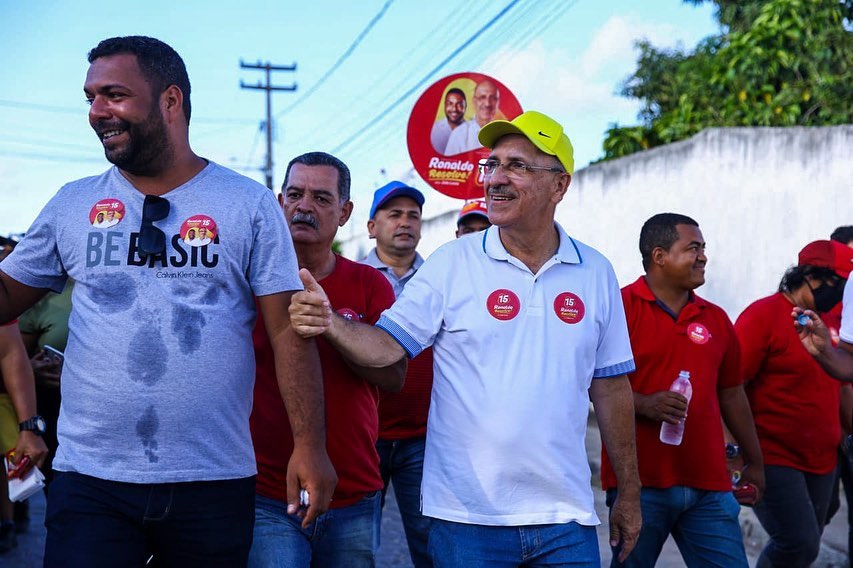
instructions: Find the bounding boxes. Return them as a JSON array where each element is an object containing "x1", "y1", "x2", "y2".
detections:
[{"x1": 138, "y1": 195, "x2": 170, "y2": 258}]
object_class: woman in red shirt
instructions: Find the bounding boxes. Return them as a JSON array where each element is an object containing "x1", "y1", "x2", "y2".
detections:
[{"x1": 735, "y1": 240, "x2": 851, "y2": 568}]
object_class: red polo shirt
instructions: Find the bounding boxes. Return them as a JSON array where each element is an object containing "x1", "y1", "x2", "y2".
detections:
[
  {"x1": 735, "y1": 293, "x2": 840, "y2": 474},
  {"x1": 251, "y1": 256, "x2": 394, "y2": 508},
  {"x1": 600, "y1": 277, "x2": 741, "y2": 491}
]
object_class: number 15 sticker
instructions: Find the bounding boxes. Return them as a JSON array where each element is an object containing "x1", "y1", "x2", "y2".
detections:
[{"x1": 553, "y1": 292, "x2": 585, "y2": 324}]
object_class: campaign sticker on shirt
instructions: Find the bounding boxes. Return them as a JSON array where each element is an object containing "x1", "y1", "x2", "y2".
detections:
[
  {"x1": 88, "y1": 199, "x2": 125, "y2": 229},
  {"x1": 553, "y1": 292, "x2": 585, "y2": 324},
  {"x1": 180, "y1": 215, "x2": 218, "y2": 247},
  {"x1": 337, "y1": 308, "x2": 362, "y2": 321},
  {"x1": 687, "y1": 322, "x2": 711, "y2": 344},
  {"x1": 486, "y1": 289, "x2": 520, "y2": 321}
]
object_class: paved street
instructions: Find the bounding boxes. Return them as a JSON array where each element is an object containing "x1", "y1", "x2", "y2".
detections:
[{"x1": 8, "y1": 426, "x2": 850, "y2": 567}]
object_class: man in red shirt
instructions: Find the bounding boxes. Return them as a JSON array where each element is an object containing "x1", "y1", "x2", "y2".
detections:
[
  {"x1": 600, "y1": 213, "x2": 764, "y2": 567},
  {"x1": 249, "y1": 152, "x2": 406, "y2": 567}
]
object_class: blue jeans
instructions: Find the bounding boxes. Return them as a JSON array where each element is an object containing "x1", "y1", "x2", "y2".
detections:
[
  {"x1": 606, "y1": 486, "x2": 747, "y2": 568},
  {"x1": 44, "y1": 471, "x2": 255, "y2": 567},
  {"x1": 428, "y1": 518, "x2": 599, "y2": 567},
  {"x1": 248, "y1": 491, "x2": 381, "y2": 568},
  {"x1": 376, "y1": 436, "x2": 432, "y2": 567},
  {"x1": 753, "y1": 465, "x2": 836, "y2": 568}
]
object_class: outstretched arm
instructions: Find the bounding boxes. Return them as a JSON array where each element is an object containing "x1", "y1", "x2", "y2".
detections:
[
  {"x1": 793, "y1": 308, "x2": 853, "y2": 381},
  {"x1": 289, "y1": 269, "x2": 407, "y2": 368},
  {"x1": 589, "y1": 375, "x2": 642, "y2": 563},
  {"x1": 258, "y1": 291, "x2": 337, "y2": 528}
]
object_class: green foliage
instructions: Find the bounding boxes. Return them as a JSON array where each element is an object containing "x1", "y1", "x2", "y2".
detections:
[{"x1": 600, "y1": 0, "x2": 853, "y2": 162}]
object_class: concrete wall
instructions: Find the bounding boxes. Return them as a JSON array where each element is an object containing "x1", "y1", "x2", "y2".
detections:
[{"x1": 340, "y1": 126, "x2": 853, "y2": 319}]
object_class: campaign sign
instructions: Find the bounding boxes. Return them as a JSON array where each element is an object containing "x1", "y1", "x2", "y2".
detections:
[{"x1": 407, "y1": 73, "x2": 522, "y2": 200}]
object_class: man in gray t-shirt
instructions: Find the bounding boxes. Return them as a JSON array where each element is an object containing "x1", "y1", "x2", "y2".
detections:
[{"x1": 0, "y1": 36, "x2": 336, "y2": 567}]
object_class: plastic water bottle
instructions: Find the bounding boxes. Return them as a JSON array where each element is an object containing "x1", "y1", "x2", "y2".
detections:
[{"x1": 660, "y1": 370, "x2": 692, "y2": 445}]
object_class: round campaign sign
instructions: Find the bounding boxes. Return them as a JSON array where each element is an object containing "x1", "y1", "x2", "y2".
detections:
[
  {"x1": 337, "y1": 308, "x2": 361, "y2": 321},
  {"x1": 407, "y1": 73, "x2": 523, "y2": 200},
  {"x1": 553, "y1": 292, "x2": 585, "y2": 324},
  {"x1": 687, "y1": 322, "x2": 710, "y2": 345},
  {"x1": 88, "y1": 198, "x2": 125, "y2": 228},
  {"x1": 180, "y1": 215, "x2": 218, "y2": 248},
  {"x1": 486, "y1": 289, "x2": 520, "y2": 321}
]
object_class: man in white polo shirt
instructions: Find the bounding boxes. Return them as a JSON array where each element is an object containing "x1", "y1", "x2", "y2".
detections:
[{"x1": 289, "y1": 110, "x2": 642, "y2": 566}]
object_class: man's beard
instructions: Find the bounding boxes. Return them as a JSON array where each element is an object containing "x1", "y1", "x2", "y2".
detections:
[{"x1": 96, "y1": 104, "x2": 173, "y2": 176}]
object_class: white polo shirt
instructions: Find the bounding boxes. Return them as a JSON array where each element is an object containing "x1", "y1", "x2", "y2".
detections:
[{"x1": 377, "y1": 223, "x2": 634, "y2": 526}]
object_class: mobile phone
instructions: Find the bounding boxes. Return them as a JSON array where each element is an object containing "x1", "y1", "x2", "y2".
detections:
[
  {"x1": 43, "y1": 345, "x2": 65, "y2": 364},
  {"x1": 733, "y1": 483, "x2": 758, "y2": 506}
]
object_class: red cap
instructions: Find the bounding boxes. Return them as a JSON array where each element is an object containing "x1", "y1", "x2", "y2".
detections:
[
  {"x1": 457, "y1": 200, "x2": 489, "y2": 225},
  {"x1": 798, "y1": 240, "x2": 853, "y2": 279}
]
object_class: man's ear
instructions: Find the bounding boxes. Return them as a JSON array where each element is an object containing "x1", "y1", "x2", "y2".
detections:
[
  {"x1": 367, "y1": 219, "x2": 376, "y2": 239},
  {"x1": 339, "y1": 201, "x2": 354, "y2": 227},
  {"x1": 161, "y1": 85, "x2": 184, "y2": 124}
]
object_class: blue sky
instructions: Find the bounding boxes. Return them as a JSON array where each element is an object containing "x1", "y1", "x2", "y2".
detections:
[{"x1": 0, "y1": 0, "x2": 717, "y2": 234}]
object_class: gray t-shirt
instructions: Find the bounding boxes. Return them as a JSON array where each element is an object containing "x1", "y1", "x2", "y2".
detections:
[{"x1": 0, "y1": 162, "x2": 300, "y2": 483}]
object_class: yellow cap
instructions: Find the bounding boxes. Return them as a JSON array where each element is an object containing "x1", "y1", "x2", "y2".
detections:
[{"x1": 478, "y1": 110, "x2": 574, "y2": 174}]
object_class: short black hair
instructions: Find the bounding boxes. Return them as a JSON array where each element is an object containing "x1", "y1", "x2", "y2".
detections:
[
  {"x1": 831, "y1": 226, "x2": 853, "y2": 246},
  {"x1": 88, "y1": 36, "x2": 192, "y2": 124},
  {"x1": 446, "y1": 87, "x2": 466, "y2": 100},
  {"x1": 639, "y1": 213, "x2": 699, "y2": 270},
  {"x1": 778, "y1": 265, "x2": 838, "y2": 293},
  {"x1": 283, "y1": 152, "x2": 351, "y2": 203}
]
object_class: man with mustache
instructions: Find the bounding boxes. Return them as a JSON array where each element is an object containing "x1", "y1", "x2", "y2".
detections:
[
  {"x1": 0, "y1": 36, "x2": 335, "y2": 566},
  {"x1": 430, "y1": 88, "x2": 466, "y2": 155},
  {"x1": 290, "y1": 111, "x2": 642, "y2": 566},
  {"x1": 249, "y1": 152, "x2": 404, "y2": 567},
  {"x1": 599, "y1": 213, "x2": 763, "y2": 567},
  {"x1": 444, "y1": 79, "x2": 500, "y2": 155},
  {"x1": 360, "y1": 180, "x2": 435, "y2": 567}
]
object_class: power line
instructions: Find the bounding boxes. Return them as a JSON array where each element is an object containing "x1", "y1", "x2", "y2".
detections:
[
  {"x1": 276, "y1": 0, "x2": 396, "y2": 119},
  {"x1": 331, "y1": 0, "x2": 523, "y2": 154},
  {"x1": 0, "y1": 99, "x2": 255, "y2": 125}
]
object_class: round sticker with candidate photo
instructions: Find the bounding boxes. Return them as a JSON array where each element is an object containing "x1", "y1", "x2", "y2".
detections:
[
  {"x1": 553, "y1": 292, "x2": 585, "y2": 324},
  {"x1": 486, "y1": 289, "x2": 520, "y2": 321},
  {"x1": 337, "y1": 308, "x2": 361, "y2": 321},
  {"x1": 687, "y1": 322, "x2": 710, "y2": 344},
  {"x1": 88, "y1": 199, "x2": 125, "y2": 228},
  {"x1": 180, "y1": 216, "x2": 218, "y2": 247}
]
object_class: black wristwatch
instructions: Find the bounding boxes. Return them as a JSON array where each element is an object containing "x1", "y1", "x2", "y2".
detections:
[{"x1": 19, "y1": 415, "x2": 47, "y2": 436}]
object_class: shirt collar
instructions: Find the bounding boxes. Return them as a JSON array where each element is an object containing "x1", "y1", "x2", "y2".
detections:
[
  {"x1": 630, "y1": 276, "x2": 707, "y2": 311},
  {"x1": 362, "y1": 248, "x2": 424, "y2": 272},
  {"x1": 482, "y1": 222, "x2": 582, "y2": 265}
]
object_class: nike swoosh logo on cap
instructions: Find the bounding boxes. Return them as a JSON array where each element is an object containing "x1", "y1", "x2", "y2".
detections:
[{"x1": 538, "y1": 131, "x2": 551, "y2": 138}]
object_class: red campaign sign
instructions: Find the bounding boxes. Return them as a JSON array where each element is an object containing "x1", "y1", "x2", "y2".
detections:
[{"x1": 407, "y1": 73, "x2": 523, "y2": 200}]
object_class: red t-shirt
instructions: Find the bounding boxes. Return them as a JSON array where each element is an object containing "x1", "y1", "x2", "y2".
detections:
[
  {"x1": 378, "y1": 346, "x2": 433, "y2": 440},
  {"x1": 735, "y1": 292, "x2": 840, "y2": 474},
  {"x1": 251, "y1": 256, "x2": 395, "y2": 508},
  {"x1": 600, "y1": 277, "x2": 741, "y2": 492}
]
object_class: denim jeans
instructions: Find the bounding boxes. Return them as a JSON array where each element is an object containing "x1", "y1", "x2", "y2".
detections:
[
  {"x1": 44, "y1": 471, "x2": 255, "y2": 567},
  {"x1": 753, "y1": 465, "x2": 836, "y2": 568},
  {"x1": 606, "y1": 486, "x2": 747, "y2": 568},
  {"x1": 427, "y1": 518, "x2": 599, "y2": 567},
  {"x1": 248, "y1": 491, "x2": 381, "y2": 568},
  {"x1": 376, "y1": 436, "x2": 432, "y2": 567}
]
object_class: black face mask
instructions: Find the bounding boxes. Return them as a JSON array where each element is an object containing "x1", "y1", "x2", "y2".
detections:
[{"x1": 809, "y1": 280, "x2": 845, "y2": 313}]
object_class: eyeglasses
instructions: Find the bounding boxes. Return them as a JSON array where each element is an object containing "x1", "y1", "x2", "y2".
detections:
[
  {"x1": 139, "y1": 195, "x2": 170, "y2": 257},
  {"x1": 478, "y1": 159, "x2": 565, "y2": 177}
]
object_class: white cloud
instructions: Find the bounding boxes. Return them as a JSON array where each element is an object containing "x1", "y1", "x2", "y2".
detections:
[{"x1": 580, "y1": 15, "x2": 681, "y2": 77}]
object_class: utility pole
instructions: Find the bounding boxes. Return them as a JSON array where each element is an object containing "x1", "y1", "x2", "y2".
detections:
[{"x1": 240, "y1": 60, "x2": 297, "y2": 189}]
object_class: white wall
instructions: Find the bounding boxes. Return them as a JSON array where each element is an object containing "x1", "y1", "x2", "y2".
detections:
[{"x1": 341, "y1": 126, "x2": 853, "y2": 319}]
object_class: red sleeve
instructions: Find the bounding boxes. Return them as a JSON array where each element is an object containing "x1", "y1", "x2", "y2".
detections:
[{"x1": 735, "y1": 301, "x2": 770, "y2": 383}]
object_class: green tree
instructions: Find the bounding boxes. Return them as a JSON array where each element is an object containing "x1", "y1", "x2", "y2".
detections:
[{"x1": 600, "y1": 0, "x2": 853, "y2": 161}]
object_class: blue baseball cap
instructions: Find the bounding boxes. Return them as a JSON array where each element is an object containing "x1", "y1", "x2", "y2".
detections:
[{"x1": 369, "y1": 181, "x2": 425, "y2": 219}]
